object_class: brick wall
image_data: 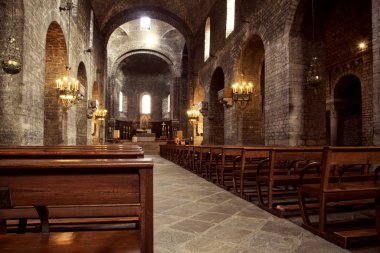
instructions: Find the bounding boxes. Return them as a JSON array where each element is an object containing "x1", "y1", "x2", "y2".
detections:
[{"x1": 0, "y1": 0, "x2": 105, "y2": 145}]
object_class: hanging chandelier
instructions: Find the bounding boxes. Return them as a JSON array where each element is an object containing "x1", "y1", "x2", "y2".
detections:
[
  {"x1": 56, "y1": 0, "x2": 81, "y2": 109},
  {"x1": 1, "y1": 0, "x2": 22, "y2": 75},
  {"x1": 187, "y1": 104, "x2": 199, "y2": 124},
  {"x1": 94, "y1": 106, "x2": 108, "y2": 121},
  {"x1": 306, "y1": 0, "x2": 322, "y2": 86}
]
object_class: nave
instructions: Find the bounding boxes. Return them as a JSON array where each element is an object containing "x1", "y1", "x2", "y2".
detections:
[{"x1": 152, "y1": 155, "x2": 379, "y2": 253}]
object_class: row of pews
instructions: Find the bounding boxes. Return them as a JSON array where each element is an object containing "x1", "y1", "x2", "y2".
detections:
[
  {"x1": 0, "y1": 144, "x2": 153, "y2": 253},
  {"x1": 160, "y1": 144, "x2": 380, "y2": 248}
]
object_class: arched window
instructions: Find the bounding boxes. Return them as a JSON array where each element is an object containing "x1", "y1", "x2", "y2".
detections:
[
  {"x1": 89, "y1": 10, "x2": 94, "y2": 48},
  {"x1": 119, "y1": 91, "x2": 123, "y2": 112},
  {"x1": 141, "y1": 94, "x2": 151, "y2": 114},
  {"x1": 204, "y1": 17, "x2": 211, "y2": 61},
  {"x1": 226, "y1": 0, "x2": 235, "y2": 37},
  {"x1": 167, "y1": 94, "x2": 171, "y2": 112}
]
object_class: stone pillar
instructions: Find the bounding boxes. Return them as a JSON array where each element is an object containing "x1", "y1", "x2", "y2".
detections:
[
  {"x1": 0, "y1": 0, "x2": 24, "y2": 145},
  {"x1": 330, "y1": 110, "x2": 338, "y2": 146},
  {"x1": 372, "y1": 0, "x2": 380, "y2": 144}
]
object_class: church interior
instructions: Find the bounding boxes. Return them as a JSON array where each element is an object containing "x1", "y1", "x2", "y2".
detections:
[{"x1": 0, "y1": 0, "x2": 380, "y2": 252}]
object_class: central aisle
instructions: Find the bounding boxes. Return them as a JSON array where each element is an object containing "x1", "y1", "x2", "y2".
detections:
[{"x1": 151, "y1": 155, "x2": 355, "y2": 253}]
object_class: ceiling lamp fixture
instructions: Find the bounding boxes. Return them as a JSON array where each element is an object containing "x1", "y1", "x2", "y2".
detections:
[
  {"x1": 1, "y1": 0, "x2": 22, "y2": 75},
  {"x1": 56, "y1": 0, "x2": 81, "y2": 109},
  {"x1": 306, "y1": 0, "x2": 322, "y2": 86}
]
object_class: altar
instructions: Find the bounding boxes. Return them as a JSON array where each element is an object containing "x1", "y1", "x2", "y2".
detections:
[{"x1": 135, "y1": 130, "x2": 156, "y2": 142}]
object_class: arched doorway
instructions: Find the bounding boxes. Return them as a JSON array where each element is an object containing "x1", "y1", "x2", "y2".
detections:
[
  {"x1": 238, "y1": 35, "x2": 265, "y2": 145},
  {"x1": 76, "y1": 62, "x2": 88, "y2": 144},
  {"x1": 44, "y1": 22, "x2": 68, "y2": 145},
  {"x1": 334, "y1": 75, "x2": 362, "y2": 146},
  {"x1": 208, "y1": 67, "x2": 225, "y2": 145}
]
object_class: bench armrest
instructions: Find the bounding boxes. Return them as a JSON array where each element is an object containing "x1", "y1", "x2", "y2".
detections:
[
  {"x1": 233, "y1": 156, "x2": 242, "y2": 170},
  {"x1": 375, "y1": 165, "x2": 380, "y2": 182},
  {"x1": 299, "y1": 161, "x2": 321, "y2": 185},
  {"x1": 256, "y1": 158, "x2": 270, "y2": 176}
]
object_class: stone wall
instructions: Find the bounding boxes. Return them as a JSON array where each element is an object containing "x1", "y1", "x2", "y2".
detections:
[
  {"x1": 191, "y1": 0, "x2": 377, "y2": 146},
  {"x1": 372, "y1": 0, "x2": 380, "y2": 145},
  {"x1": 0, "y1": 0, "x2": 105, "y2": 145}
]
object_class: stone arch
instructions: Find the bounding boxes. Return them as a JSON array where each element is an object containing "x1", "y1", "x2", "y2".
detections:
[
  {"x1": 44, "y1": 21, "x2": 68, "y2": 145},
  {"x1": 76, "y1": 61, "x2": 88, "y2": 144},
  {"x1": 0, "y1": 0, "x2": 24, "y2": 145},
  {"x1": 237, "y1": 35, "x2": 265, "y2": 145},
  {"x1": 207, "y1": 67, "x2": 225, "y2": 145},
  {"x1": 103, "y1": 6, "x2": 192, "y2": 47},
  {"x1": 333, "y1": 75, "x2": 362, "y2": 146},
  {"x1": 288, "y1": 0, "x2": 372, "y2": 146}
]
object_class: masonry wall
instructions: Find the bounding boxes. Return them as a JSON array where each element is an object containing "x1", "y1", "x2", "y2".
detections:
[
  {"x1": 0, "y1": 0, "x2": 105, "y2": 145},
  {"x1": 193, "y1": 0, "x2": 296, "y2": 145},
  {"x1": 372, "y1": 0, "x2": 380, "y2": 145},
  {"x1": 192, "y1": 0, "x2": 377, "y2": 146}
]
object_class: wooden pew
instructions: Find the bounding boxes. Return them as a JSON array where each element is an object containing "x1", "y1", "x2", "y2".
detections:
[
  {"x1": 255, "y1": 147, "x2": 323, "y2": 216},
  {"x1": 207, "y1": 146, "x2": 223, "y2": 182},
  {"x1": 0, "y1": 158, "x2": 153, "y2": 253},
  {"x1": 0, "y1": 149, "x2": 144, "y2": 159},
  {"x1": 195, "y1": 146, "x2": 212, "y2": 178},
  {"x1": 215, "y1": 146, "x2": 244, "y2": 189},
  {"x1": 232, "y1": 147, "x2": 271, "y2": 200},
  {"x1": 298, "y1": 146, "x2": 380, "y2": 248},
  {"x1": 0, "y1": 147, "x2": 144, "y2": 233}
]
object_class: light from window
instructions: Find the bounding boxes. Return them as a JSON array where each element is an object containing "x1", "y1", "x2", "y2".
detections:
[
  {"x1": 119, "y1": 91, "x2": 123, "y2": 112},
  {"x1": 142, "y1": 94, "x2": 151, "y2": 114},
  {"x1": 204, "y1": 17, "x2": 211, "y2": 62},
  {"x1": 167, "y1": 94, "x2": 170, "y2": 112},
  {"x1": 226, "y1": 0, "x2": 235, "y2": 37},
  {"x1": 140, "y1": 17, "x2": 151, "y2": 30},
  {"x1": 89, "y1": 10, "x2": 94, "y2": 48}
]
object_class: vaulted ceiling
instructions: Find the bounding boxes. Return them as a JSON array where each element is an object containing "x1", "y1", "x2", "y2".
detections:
[{"x1": 89, "y1": 0, "x2": 217, "y2": 34}]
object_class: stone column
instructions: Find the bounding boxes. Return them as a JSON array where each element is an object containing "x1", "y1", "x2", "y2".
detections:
[
  {"x1": 330, "y1": 110, "x2": 338, "y2": 146},
  {"x1": 0, "y1": 0, "x2": 25, "y2": 145},
  {"x1": 372, "y1": 0, "x2": 380, "y2": 144}
]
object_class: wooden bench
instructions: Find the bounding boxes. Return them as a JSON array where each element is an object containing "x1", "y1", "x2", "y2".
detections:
[
  {"x1": 0, "y1": 147, "x2": 144, "y2": 234},
  {"x1": 215, "y1": 146, "x2": 244, "y2": 189},
  {"x1": 0, "y1": 158, "x2": 153, "y2": 253},
  {"x1": 232, "y1": 147, "x2": 271, "y2": 200},
  {"x1": 298, "y1": 146, "x2": 380, "y2": 248},
  {"x1": 255, "y1": 147, "x2": 323, "y2": 216},
  {"x1": 0, "y1": 148, "x2": 144, "y2": 159}
]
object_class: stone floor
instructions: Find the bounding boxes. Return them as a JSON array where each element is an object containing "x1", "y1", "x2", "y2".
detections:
[{"x1": 151, "y1": 155, "x2": 380, "y2": 253}]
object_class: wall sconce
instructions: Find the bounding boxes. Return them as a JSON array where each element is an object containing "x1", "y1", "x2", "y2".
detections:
[
  {"x1": 232, "y1": 80, "x2": 253, "y2": 107},
  {"x1": 218, "y1": 87, "x2": 233, "y2": 108}
]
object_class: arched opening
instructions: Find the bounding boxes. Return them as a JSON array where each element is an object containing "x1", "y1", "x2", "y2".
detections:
[
  {"x1": 238, "y1": 35, "x2": 265, "y2": 145},
  {"x1": 204, "y1": 17, "x2": 210, "y2": 62},
  {"x1": 44, "y1": 22, "x2": 68, "y2": 145},
  {"x1": 208, "y1": 67, "x2": 225, "y2": 145},
  {"x1": 289, "y1": 0, "x2": 372, "y2": 145},
  {"x1": 76, "y1": 62, "x2": 88, "y2": 144},
  {"x1": 334, "y1": 75, "x2": 362, "y2": 146}
]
